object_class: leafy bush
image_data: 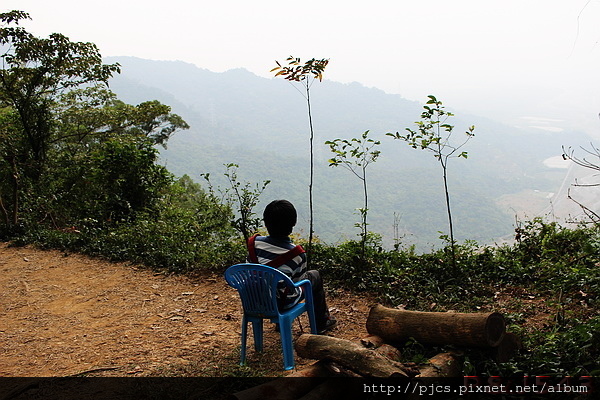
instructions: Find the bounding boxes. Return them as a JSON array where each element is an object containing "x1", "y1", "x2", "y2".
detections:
[
  {"x1": 518, "y1": 315, "x2": 600, "y2": 375},
  {"x1": 317, "y1": 220, "x2": 599, "y2": 307},
  {"x1": 14, "y1": 175, "x2": 244, "y2": 272},
  {"x1": 30, "y1": 136, "x2": 172, "y2": 231},
  {"x1": 309, "y1": 221, "x2": 599, "y2": 375},
  {"x1": 312, "y1": 236, "x2": 495, "y2": 309}
]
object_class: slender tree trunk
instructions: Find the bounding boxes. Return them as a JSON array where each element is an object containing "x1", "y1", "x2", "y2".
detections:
[
  {"x1": 361, "y1": 167, "x2": 368, "y2": 260},
  {"x1": 0, "y1": 194, "x2": 9, "y2": 226},
  {"x1": 434, "y1": 114, "x2": 457, "y2": 268},
  {"x1": 10, "y1": 156, "x2": 19, "y2": 226},
  {"x1": 306, "y1": 83, "x2": 314, "y2": 259},
  {"x1": 441, "y1": 159, "x2": 456, "y2": 268}
]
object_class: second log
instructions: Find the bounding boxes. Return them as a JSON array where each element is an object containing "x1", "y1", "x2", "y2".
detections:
[{"x1": 366, "y1": 304, "x2": 505, "y2": 348}]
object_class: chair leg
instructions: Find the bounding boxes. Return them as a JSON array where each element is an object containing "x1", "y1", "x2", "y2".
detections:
[
  {"x1": 278, "y1": 318, "x2": 295, "y2": 370},
  {"x1": 251, "y1": 319, "x2": 263, "y2": 352},
  {"x1": 240, "y1": 315, "x2": 248, "y2": 366}
]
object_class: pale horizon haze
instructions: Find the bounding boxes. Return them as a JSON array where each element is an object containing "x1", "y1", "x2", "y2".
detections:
[{"x1": 4, "y1": 0, "x2": 600, "y2": 139}]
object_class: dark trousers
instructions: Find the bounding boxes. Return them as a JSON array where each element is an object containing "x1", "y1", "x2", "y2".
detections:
[{"x1": 300, "y1": 270, "x2": 330, "y2": 329}]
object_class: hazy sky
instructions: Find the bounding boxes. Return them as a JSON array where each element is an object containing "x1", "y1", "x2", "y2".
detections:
[{"x1": 4, "y1": 0, "x2": 600, "y2": 138}]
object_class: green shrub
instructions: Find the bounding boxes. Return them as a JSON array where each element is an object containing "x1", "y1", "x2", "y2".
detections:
[
  {"x1": 517, "y1": 315, "x2": 600, "y2": 375},
  {"x1": 14, "y1": 175, "x2": 243, "y2": 273}
]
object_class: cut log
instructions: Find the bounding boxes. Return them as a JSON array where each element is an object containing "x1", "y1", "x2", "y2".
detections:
[
  {"x1": 360, "y1": 334, "x2": 385, "y2": 349},
  {"x1": 406, "y1": 352, "x2": 465, "y2": 400},
  {"x1": 417, "y1": 352, "x2": 463, "y2": 378},
  {"x1": 360, "y1": 334, "x2": 402, "y2": 361},
  {"x1": 229, "y1": 360, "x2": 362, "y2": 400},
  {"x1": 295, "y1": 334, "x2": 409, "y2": 378},
  {"x1": 495, "y1": 332, "x2": 522, "y2": 363},
  {"x1": 366, "y1": 304, "x2": 505, "y2": 347},
  {"x1": 287, "y1": 361, "x2": 335, "y2": 378},
  {"x1": 321, "y1": 361, "x2": 363, "y2": 378},
  {"x1": 374, "y1": 343, "x2": 402, "y2": 362},
  {"x1": 229, "y1": 361, "x2": 332, "y2": 400}
]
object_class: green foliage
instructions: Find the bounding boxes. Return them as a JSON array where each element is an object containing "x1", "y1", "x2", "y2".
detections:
[
  {"x1": 310, "y1": 232, "x2": 391, "y2": 291},
  {"x1": 0, "y1": 12, "x2": 189, "y2": 238},
  {"x1": 83, "y1": 137, "x2": 172, "y2": 221},
  {"x1": 317, "y1": 220, "x2": 599, "y2": 309},
  {"x1": 387, "y1": 95, "x2": 475, "y2": 158},
  {"x1": 202, "y1": 163, "x2": 270, "y2": 244},
  {"x1": 326, "y1": 131, "x2": 382, "y2": 169},
  {"x1": 480, "y1": 218, "x2": 600, "y2": 297},
  {"x1": 310, "y1": 220, "x2": 599, "y2": 375},
  {"x1": 1, "y1": 12, "x2": 238, "y2": 273},
  {"x1": 326, "y1": 130, "x2": 381, "y2": 259},
  {"x1": 0, "y1": 11, "x2": 119, "y2": 89},
  {"x1": 55, "y1": 86, "x2": 189, "y2": 147},
  {"x1": 313, "y1": 237, "x2": 492, "y2": 309},
  {"x1": 0, "y1": 10, "x2": 120, "y2": 186},
  {"x1": 0, "y1": 106, "x2": 21, "y2": 227},
  {"x1": 270, "y1": 56, "x2": 329, "y2": 82},
  {"x1": 512, "y1": 315, "x2": 600, "y2": 376},
  {"x1": 16, "y1": 175, "x2": 241, "y2": 272},
  {"x1": 8, "y1": 116, "x2": 182, "y2": 234}
]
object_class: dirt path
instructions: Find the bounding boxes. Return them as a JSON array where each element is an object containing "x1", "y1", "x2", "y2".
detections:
[{"x1": 0, "y1": 243, "x2": 373, "y2": 377}]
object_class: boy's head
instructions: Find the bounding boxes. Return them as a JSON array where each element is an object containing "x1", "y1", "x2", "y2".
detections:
[{"x1": 263, "y1": 200, "x2": 297, "y2": 238}]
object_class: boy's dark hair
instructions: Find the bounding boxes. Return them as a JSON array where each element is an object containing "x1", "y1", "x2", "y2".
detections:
[{"x1": 263, "y1": 200, "x2": 297, "y2": 238}]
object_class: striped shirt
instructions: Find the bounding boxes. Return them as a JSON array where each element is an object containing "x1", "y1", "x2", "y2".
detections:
[{"x1": 247, "y1": 235, "x2": 307, "y2": 308}]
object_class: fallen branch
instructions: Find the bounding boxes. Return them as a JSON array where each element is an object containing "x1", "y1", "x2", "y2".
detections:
[{"x1": 67, "y1": 366, "x2": 121, "y2": 377}]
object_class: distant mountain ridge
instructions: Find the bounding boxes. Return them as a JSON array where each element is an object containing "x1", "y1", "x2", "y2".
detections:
[{"x1": 104, "y1": 56, "x2": 594, "y2": 249}]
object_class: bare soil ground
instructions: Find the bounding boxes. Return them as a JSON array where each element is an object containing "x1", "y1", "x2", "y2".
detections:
[{"x1": 0, "y1": 242, "x2": 375, "y2": 377}]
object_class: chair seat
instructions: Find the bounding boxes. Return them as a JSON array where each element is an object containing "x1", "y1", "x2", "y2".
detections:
[{"x1": 225, "y1": 263, "x2": 317, "y2": 370}]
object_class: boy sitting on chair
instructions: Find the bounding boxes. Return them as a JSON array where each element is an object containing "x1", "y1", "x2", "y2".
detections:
[{"x1": 247, "y1": 199, "x2": 337, "y2": 334}]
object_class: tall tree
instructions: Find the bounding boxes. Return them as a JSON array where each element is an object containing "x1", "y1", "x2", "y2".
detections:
[
  {"x1": 0, "y1": 11, "x2": 188, "y2": 232},
  {"x1": 0, "y1": 11, "x2": 120, "y2": 230},
  {"x1": 0, "y1": 11, "x2": 120, "y2": 177},
  {"x1": 387, "y1": 95, "x2": 474, "y2": 268},
  {"x1": 271, "y1": 56, "x2": 328, "y2": 256}
]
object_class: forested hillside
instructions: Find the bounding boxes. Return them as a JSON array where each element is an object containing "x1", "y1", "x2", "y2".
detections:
[{"x1": 106, "y1": 56, "x2": 592, "y2": 248}]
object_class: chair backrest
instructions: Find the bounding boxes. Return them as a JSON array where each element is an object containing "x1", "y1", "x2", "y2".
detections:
[{"x1": 225, "y1": 263, "x2": 293, "y2": 318}]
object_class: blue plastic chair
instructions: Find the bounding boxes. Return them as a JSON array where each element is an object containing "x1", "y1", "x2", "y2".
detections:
[{"x1": 224, "y1": 263, "x2": 317, "y2": 370}]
